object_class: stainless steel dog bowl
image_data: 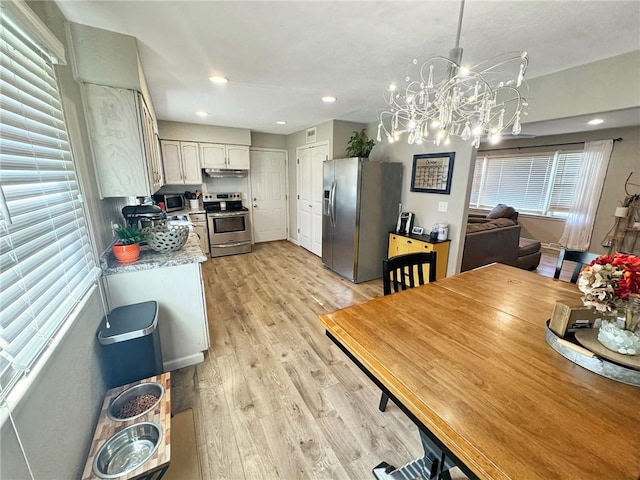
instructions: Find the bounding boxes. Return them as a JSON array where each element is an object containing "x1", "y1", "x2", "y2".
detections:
[
  {"x1": 107, "y1": 382, "x2": 164, "y2": 422},
  {"x1": 93, "y1": 422, "x2": 162, "y2": 478}
]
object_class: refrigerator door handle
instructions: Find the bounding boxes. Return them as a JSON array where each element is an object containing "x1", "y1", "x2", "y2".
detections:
[{"x1": 330, "y1": 180, "x2": 337, "y2": 227}]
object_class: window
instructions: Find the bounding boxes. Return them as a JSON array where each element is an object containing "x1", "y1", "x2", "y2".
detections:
[
  {"x1": 469, "y1": 150, "x2": 584, "y2": 217},
  {"x1": 0, "y1": 11, "x2": 99, "y2": 400}
]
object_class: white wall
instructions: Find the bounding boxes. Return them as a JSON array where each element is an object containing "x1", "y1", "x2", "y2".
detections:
[
  {"x1": 526, "y1": 51, "x2": 640, "y2": 124},
  {"x1": 158, "y1": 120, "x2": 251, "y2": 145},
  {"x1": 368, "y1": 122, "x2": 477, "y2": 276}
]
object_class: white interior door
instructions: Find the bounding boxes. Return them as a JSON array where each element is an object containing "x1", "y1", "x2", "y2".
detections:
[
  {"x1": 311, "y1": 147, "x2": 326, "y2": 256},
  {"x1": 297, "y1": 146, "x2": 313, "y2": 251},
  {"x1": 297, "y1": 142, "x2": 328, "y2": 256},
  {"x1": 250, "y1": 149, "x2": 288, "y2": 242}
]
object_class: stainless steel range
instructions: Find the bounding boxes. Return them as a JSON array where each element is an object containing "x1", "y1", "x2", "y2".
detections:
[{"x1": 203, "y1": 192, "x2": 252, "y2": 257}]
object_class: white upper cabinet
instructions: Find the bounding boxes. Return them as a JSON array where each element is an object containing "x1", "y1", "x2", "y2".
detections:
[
  {"x1": 161, "y1": 140, "x2": 203, "y2": 184},
  {"x1": 200, "y1": 143, "x2": 249, "y2": 170},
  {"x1": 199, "y1": 143, "x2": 226, "y2": 168},
  {"x1": 83, "y1": 84, "x2": 163, "y2": 197}
]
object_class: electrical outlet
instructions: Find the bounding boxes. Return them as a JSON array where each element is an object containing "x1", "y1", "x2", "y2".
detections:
[{"x1": 438, "y1": 201, "x2": 448, "y2": 212}]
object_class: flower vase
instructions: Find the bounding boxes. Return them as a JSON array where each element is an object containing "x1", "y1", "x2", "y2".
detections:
[{"x1": 597, "y1": 305, "x2": 640, "y2": 356}]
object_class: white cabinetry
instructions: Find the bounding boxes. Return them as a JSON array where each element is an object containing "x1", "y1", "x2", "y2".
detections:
[
  {"x1": 103, "y1": 263, "x2": 210, "y2": 371},
  {"x1": 200, "y1": 143, "x2": 250, "y2": 169},
  {"x1": 160, "y1": 140, "x2": 203, "y2": 184},
  {"x1": 83, "y1": 84, "x2": 163, "y2": 197}
]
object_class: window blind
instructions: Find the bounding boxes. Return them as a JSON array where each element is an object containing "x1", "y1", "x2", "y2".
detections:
[
  {"x1": 470, "y1": 150, "x2": 583, "y2": 217},
  {"x1": 0, "y1": 13, "x2": 99, "y2": 398}
]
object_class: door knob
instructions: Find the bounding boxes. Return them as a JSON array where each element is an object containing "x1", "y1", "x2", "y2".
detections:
[{"x1": 253, "y1": 204, "x2": 258, "y2": 208}]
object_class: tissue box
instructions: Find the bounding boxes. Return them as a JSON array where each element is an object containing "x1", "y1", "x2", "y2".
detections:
[{"x1": 549, "y1": 299, "x2": 597, "y2": 338}]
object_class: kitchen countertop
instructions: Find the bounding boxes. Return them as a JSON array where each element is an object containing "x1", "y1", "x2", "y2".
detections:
[
  {"x1": 82, "y1": 373, "x2": 171, "y2": 480},
  {"x1": 171, "y1": 206, "x2": 206, "y2": 215},
  {"x1": 101, "y1": 231, "x2": 206, "y2": 276}
]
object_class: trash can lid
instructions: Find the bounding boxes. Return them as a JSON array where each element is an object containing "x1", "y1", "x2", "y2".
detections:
[{"x1": 98, "y1": 301, "x2": 159, "y2": 345}]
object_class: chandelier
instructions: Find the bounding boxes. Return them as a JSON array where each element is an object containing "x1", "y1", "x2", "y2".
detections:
[{"x1": 377, "y1": 0, "x2": 529, "y2": 148}]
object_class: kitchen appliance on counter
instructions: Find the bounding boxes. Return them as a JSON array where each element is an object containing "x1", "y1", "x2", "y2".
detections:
[
  {"x1": 122, "y1": 204, "x2": 165, "y2": 229},
  {"x1": 203, "y1": 192, "x2": 251, "y2": 257},
  {"x1": 152, "y1": 194, "x2": 184, "y2": 213},
  {"x1": 322, "y1": 158, "x2": 402, "y2": 283},
  {"x1": 396, "y1": 211, "x2": 415, "y2": 234}
]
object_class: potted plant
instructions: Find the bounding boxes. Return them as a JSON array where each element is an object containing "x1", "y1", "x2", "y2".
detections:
[
  {"x1": 346, "y1": 129, "x2": 375, "y2": 158},
  {"x1": 113, "y1": 225, "x2": 145, "y2": 264}
]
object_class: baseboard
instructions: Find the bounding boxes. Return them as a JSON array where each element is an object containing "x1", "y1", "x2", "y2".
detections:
[
  {"x1": 163, "y1": 352, "x2": 204, "y2": 372},
  {"x1": 288, "y1": 237, "x2": 299, "y2": 246}
]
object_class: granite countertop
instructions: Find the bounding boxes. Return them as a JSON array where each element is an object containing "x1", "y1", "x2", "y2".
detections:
[
  {"x1": 170, "y1": 206, "x2": 206, "y2": 215},
  {"x1": 82, "y1": 373, "x2": 171, "y2": 480},
  {"x1": 101, "y1": 231, "x2": 206, "y2": 276}
]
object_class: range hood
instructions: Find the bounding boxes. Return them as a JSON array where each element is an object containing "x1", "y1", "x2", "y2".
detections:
[{"x1": 204, "y1": 168, "x2": 248, "y2": 178}]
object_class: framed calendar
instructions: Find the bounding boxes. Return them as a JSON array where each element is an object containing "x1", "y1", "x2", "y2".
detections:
[{"x1": 410, "y1": 152, "x2": 455, "y2": 194}]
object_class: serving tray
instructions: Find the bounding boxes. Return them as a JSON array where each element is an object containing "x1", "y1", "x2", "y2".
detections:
[{"x1": 545, "y1": 321, "x2": 640, "y2": 387}]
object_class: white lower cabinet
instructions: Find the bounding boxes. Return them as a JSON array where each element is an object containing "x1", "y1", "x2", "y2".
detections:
[{"x1": 103, "y1": 263, "x2": 210, "y2": 371}]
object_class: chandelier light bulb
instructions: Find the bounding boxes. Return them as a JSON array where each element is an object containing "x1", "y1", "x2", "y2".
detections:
[
  {"x1": 377, "y1": 123, "x2": 383, "y2": 142},
  {"x1": 377, "y1": 0, "x2": 529, "y2": 147},
  {"x1": 490, "y1": 133, "x2": 502, "y2": 145}
]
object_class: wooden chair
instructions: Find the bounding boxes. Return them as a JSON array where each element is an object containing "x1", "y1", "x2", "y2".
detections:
[
  {"x1": 553, "y1": 248, "x2": 600, "y2": 283},
  {"x1": 379, "y1": 251, "x2": 437, "y2": 411}
]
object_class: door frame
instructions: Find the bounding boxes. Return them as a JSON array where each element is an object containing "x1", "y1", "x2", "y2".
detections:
[
  {"x1": 248, "y1": 147, "x2": 289, "y2": 245},
  {"x1": 296, "y1": 140, "x2": 330, "y2": 247}
]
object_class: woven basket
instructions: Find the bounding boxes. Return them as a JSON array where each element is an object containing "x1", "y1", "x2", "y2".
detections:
[{"x1": 145, "y1": 224, "x2": 189, "y2": 253}]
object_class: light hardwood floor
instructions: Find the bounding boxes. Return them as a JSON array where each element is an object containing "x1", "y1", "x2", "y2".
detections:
[
  {"x1": 172, "y1": 241, "x2": 422, "y2": 479},
  {"x1": 172, "y1": 242, "x2": 566, "y2": 479}
]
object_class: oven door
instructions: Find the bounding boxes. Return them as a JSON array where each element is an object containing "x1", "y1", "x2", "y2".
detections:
[{"x1": 207, "y1": 212, "x2": 251, "y2": 256}]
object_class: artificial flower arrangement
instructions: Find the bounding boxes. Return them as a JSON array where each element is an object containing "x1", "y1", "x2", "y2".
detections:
[{"x1": 577, "y1": 252, "x2": 640, "y2": 331}]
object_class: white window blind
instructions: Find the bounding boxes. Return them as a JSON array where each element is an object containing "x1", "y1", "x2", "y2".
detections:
[
  {"x1": 0, "y1": 13, "x2": 99, "y2": 399},
  {"x1": 470, "y1": 150, "x2": 583, "y2": 217}
]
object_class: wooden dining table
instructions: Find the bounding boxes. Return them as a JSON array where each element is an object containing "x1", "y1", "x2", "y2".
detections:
[{"x1": 319, "y1": 263, "x2": 640, "y2": 480}]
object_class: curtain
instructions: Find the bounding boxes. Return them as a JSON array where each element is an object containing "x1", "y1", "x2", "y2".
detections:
[{"x1": 559, "y1": 140, "x2": 613, "y2": 250}]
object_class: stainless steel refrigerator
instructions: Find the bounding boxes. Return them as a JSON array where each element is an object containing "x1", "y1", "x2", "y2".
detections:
[{"x1": 322, "y1": 158, "x2": 402, "y2": 283}]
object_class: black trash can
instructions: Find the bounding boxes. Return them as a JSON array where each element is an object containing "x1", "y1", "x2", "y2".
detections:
[{"x1": 98, "y1": 301, "x2": 163, "y2": 388}]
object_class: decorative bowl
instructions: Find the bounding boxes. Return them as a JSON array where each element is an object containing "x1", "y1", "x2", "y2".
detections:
[{"x1": 144, "y1": 224, "x2": 189, "y2": 253}]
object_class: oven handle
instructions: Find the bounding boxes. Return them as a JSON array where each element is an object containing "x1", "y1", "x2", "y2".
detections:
[
  {"x1": 207, "y1": 211, "x2": 248, "y2": 217},
  {"x1": 212, "y1": 241, "x2": 252, "y2": 248}
]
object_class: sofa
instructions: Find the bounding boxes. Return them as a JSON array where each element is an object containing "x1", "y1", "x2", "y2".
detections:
[{"x1": 461, "y1": 204, "x2": 541, "y2": 272}]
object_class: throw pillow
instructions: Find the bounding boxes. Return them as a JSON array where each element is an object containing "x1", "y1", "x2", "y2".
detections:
[{"x1": 486, "y1": 203, "x2": 516, "y2": 219}]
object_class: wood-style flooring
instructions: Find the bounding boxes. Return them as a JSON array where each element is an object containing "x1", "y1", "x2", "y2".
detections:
[
  {"x1": 171, "y1": 241, "x2": 422, "y2": 479},
  {"x1": 172, "y1": 242, "x2": 566, "y2": 479}
]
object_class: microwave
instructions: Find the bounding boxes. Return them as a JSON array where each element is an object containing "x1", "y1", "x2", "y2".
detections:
[{"x1": 152, "y1": 194, "x2": 184, "y2": 212}]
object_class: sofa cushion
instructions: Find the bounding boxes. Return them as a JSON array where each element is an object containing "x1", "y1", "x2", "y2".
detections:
[
  {"x1": 518, "y1": 237, "x2": 541, "y2": 257},
  {"x1": 466, "y1": 218, "x2": 515, "y2": 233},
  {"x1": 486, "y1": 203, "x2": 516, "y2": 219}
]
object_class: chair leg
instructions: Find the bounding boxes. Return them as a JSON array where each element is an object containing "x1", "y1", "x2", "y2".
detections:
[{"x1": 379, "y1": 392, "x2": 389, "y2": 412}]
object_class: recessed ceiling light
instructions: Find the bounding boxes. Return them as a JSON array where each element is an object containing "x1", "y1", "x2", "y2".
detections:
[
  {"x1": 209, "y1": 75, "x2": 229, "y2": 84},
  {"x1": 195, "y1": 111, "x2": 209, "y2": 117},
  {"x1": 322, "y1": 95, "x2": 337, "y2": 103},
  {"x1": 276, "y1": 120, "x2": 287, "y2": 125},
  {"x1": 588, "y1": 118, "x2": 604, "y2": 125}
]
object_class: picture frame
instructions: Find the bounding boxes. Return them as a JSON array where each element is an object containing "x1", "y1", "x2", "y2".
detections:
[
  {"x1": 306, "y1": 127, "x2": 316, "y2": 144},
  {"x1": 410, "y1": 152, "x2": 455, "y2": 194},
  {"x1": 411, "y1": 226, "x2": 424, "y2": 235}
]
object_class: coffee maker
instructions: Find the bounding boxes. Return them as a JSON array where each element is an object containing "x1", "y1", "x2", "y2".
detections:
[{"x1": 122, "y1": 205, "x2": 165, "y2": 229}]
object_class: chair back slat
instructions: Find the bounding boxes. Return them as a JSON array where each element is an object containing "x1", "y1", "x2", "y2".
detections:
[
  {"x1": 383, "y1": 252, "x2": 437, "y2": 295},
  {"x1": 553, "y1": 248, "x2": 600, "y2": 283}
]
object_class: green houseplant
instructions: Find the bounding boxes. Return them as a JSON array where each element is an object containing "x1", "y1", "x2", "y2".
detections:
[
  {"x1": 346, "y1": 129, "x2": 375, "y2": 158},
  {"x1": 113, "y1": 225, "x2": 146, "y2": 263}
]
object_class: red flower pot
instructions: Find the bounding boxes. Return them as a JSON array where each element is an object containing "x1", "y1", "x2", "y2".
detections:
[{"x1": 112, "y1": 242, "x2": 140, "y2": 264}]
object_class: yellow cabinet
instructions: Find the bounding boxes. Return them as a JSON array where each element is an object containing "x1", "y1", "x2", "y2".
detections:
[{"x1": 388, "y1": 233, "x2": 450, "y2": 280}]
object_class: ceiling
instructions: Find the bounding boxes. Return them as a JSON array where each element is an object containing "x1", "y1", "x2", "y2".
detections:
[{"x1": 55, "y1": 1, "x2": 640, "y2": 137}]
